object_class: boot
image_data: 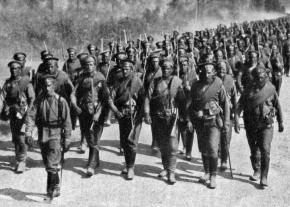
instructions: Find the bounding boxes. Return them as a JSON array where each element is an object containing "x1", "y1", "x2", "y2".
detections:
[
  {"x1": 250, "y1": 156, "x2": 261, "y2": 181},
  {"x1": 86, "y1": 148, "x2": 97, "y2": 177},
  {"x1": 167, "y1": 171, "x2": 176, "y2": 185},
  {"x1": 208, "y1": 157, "x2": 218, "y2": 189},
  {"x1": 16, "y1": 161, "x2": 26, "y2": 173},
  {"x1": 185, "y1": 132, "x2": 193, "y2": 161},
  {"x1": 52, "y1": 173, "x2": 60, "y2": 198},
  {"x1": 95, "y1": 150, "x2": 100, "y2": 167},
  {"x1": 260, "y1": 156, "x2": 270, "y2": 188},
  {"x1": 46, "y1": 172, "x2": 52, "y2": 196},
  {"x1": 199, "y1": 155, "x2": 210, "y2": 184},
  {"x1": 126, "y1": 167, "x2": 135, "y2": 180},
  {"x1": 121, "y1": 167, "x2": 128, "y2": 175}
]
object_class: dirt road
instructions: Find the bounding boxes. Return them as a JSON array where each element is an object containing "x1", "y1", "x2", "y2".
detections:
[{"x1": 0, "y1": 76, "x2": 289, "y2": 207}]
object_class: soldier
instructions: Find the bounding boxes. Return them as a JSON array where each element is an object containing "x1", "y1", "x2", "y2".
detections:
[
  {"x1": 13, "y1": 52, "x2": 34, "y2": 80},
  {"x1": 188, "y1": 63, "x2": 230, "y2": 189},
  {"x1": 87, "y1": 44, "x2": 99, "y2": 65},
  {"x1": 216, "y1": 61, "x2": 239, "y2": 170},
  {"x1": 62, "y1": 47, "x2": 81, "y2": 85},
  {"x1": 270, "y1": 44, "x2": 284, "y2": 96},
  {"x1": 143, "y1": 53, "x2": 162, "y2": 152},
  {"x1": 144, "y1": 59, "x2": 188, "y2": 184},
  {"x1": 98, "y1": 50, "x2": 114, "y2": 78},
  {"x1": 111, "y1": 59, "x2": 143, "y2": 180},
  {"x1": 75, "y1": 56, "x2": 118, "y2": 177},
  {"x1": 178, "y1": 57, "x2": 197, "y2": 160},
  {"x1": 237, "y1": 66, "x2": 284, "y2": 188},
  {"x1": 1, "y1": 60, "x2": 35, "y2": 173},
  {"x1": 37, "y1": 57, "x2": 80, "y2": 130},
  {"x1": 35, "y1": 75, "x2": 71, "y2": 200}
]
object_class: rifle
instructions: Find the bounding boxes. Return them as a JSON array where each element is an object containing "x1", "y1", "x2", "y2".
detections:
[
  {"x1": 142, "y1": 50, "x2": 149, "y2": 84},
  {"x1": 105, "y1": 41, "x2": 115, "y2": 80},
  {"x1": 123, "y1": 30, "x2": 127, "y2": 46}
]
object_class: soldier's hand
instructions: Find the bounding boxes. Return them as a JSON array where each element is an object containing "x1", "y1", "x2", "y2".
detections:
[
  {"x1": 144, "y1": 113, "x2": 152, "y2": 125},
  {"x1": 115, "y1": 110, "x2": 123, "y2": 120},
  {"x1": 223, "y1": 123, "x2": 230, "y2": 134},
  {"x1": 278, "y1": 122, "x2": 284, "y2": 133},
  {"x1": 186, "y1": 121, "x2": 193, "y2": 132},
  {"x1": 63, "y1": 141, "x2": 71, "y2": 153},
  {"x1": 74, "y1": 106, "x2": 82, "y2": 115}
]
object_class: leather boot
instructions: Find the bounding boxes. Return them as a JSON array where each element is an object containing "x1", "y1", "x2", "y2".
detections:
[
  {"x1": 46, "y1": 172, "x2": 52, "y2": 196},
  {"x1": 220, "y1": 160, "x2": 227, "y2": 171},
  {"x1": 208, "y1": 157, "x2": 218, "y2": 189},
  {"x1": 87, "y1": 148, "x2": 97, "y2": 177},
  {"x1": 95, "y1": 150, "x2": 100, "y2": 167},
  {"x1": 52, "y1": 172, "x2": 60, "y2": 198},
  {"x1": 250, "y1": 156, "x2": 261, "y2": 181},
  {"x1": 16, "y1": 161, "x2": 26, "y2": 173},
  {"x1": 126, "y1": 152, "x2": 136, "y2": 180},
  {"x1": 167, "y1": 171, "x2": 176, "y2": 185},
  {"x1": 260, "y1": 156, "x2": 270, "y2": 188},
  {"x1": 185, "y1": 132, "x2": 193, "y2": 161},
  {"x1": 199, "y1": 155, "x2": 210, "y2": 184}
]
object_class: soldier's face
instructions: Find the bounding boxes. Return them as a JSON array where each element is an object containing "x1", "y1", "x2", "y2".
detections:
[
  {"x1": 200, "y1": 65, "x2": 215, "y2": 83},
  {"x1": 181, "y1": 61, "x2": 188, "y2": 73},
  {"x1": 68, "y1": 51, "x2": 75, "y2": 60},
  {"x1": 122, "y1": 65, "x2": 132, "y2": 78},
  {"x1": 89, "y1": 48, "x2": 95, "y2": 55},
  {"x1": 216, "y1": 51, "x2": 223, "y2": 61},
  {"x1": 253, "y1": 69, "x2": 267, "y2": 88},
  {"x1": 44, "y1": 79, "x2": 55, "y2": 96},
  {"x1": 249, "y1": 53, "x2": 258, "y2": 65},
  {"x1": 102, "y1": 54, "x2": 110, "y2": 63},
  {"x1": 46, "y1": 62, "x2": 58, "y2": 75},
  {"x1": 10, "y1": 63, "x2": 21, "y2": 78},
  {"x1": 152, "y1": 58, "x2": 159, "y2": 70},
  {"x1": 85, "y1": 61, "x2": 95, "y2": 74},
  {"x1": 217, "y1": 62, "x2": 227, "y2": 78},
  {"x1": 161, "y1": 64, "x2": 173, "y2": 78}
]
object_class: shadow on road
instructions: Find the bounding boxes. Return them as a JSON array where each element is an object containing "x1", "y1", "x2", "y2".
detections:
[{"x1": 0, "y1": 188, "x2": 45, "y2": 202}]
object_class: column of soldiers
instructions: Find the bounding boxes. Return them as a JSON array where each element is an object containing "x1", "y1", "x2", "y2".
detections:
[{"x1": 0, "y1": 15, "x2": 289, "y2": 200}]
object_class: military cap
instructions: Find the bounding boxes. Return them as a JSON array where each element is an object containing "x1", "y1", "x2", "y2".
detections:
[
  {"x1": 121, "y1": 59, "x2": 134, "y2": 68},
  {"x1": 147, "y1": 35, "x2": 154, "y2": 42},
  {"x1": 67, "y1": 47, "x2": 76, "y2": 53},
  {"x1": 8, "y1": 60, "x2": 22, "y2": 68},
  {"x1": 150, "y1": 50, "x2": 161, "y2": 58},
  {"x1": 187, "y1": 38, "x2": 194, "y2": 44},
  {"x1": 42, "y1": 74, "x2": 57, "y2": 81},
  {"x1": 40, "y1": 50, "x2": 50, "y2": 58},
  {"x1": 87, "y1": 44, "x2": 96, "y2": 50},
  {"x1": 13, "y1": 52, "x2": 27, "y2": 61},
  {"x1": 160, "y1": 58, "x2": 173, "y2": 68},
  {"x1": 100, "y1": 50, "x2": 111, "y2": 56},
  {"x1": 179, "y1": 55, "x2": 189, "y2": 63},
  {"x1": 45, "y1": 56, "x2": 59, "y2": 62},
  {"x1": 198, "y1": 62, "x2": 216, "y2": 68},
  {"x1": 43, "y1": 53, "x2": 53, "y2": 61},
  {"x1": 83, "y1": 56, "x2": 95, "y2": 64},
  {"x1": 77, "y1": 53, "x2": 89, "y2": 60},
  {"x1": 126, "y1": 47, "x2": 136, "y2": 54},
  {"x1": 115, "y1": 52, "x2": 128, "y2": 60},
  {"x1": 127, "y1": 40, "x2": 134, "y2": 45}
]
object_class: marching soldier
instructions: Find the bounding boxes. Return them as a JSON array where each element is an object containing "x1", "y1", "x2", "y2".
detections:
[
  {"x1": 1, "y1": 60, "x2": 35, "y2": 173},
  {"x1": 143, "y1": 53, "x2": 162, "y2": 152},
  {"x1": 282, "y1": 32, "x2": 290, "y2": 76},
  {"x1": 13, "y1": 52, "x2": 34, "y2": 80},
  {"x1": 270, "y1": 44, "x2": 284, "y2": 96},
  {"x1": 144, "y1": 59, "x2": 188, "y2": 184},
  {"x1": 188, "y1": 63, "x2": 230, "y2": 189},
  {"x1": 178, "y1": 56, "x2": 197, "y2": 160},
  {"x1": 216, "y1": 61, "x2": 239, "y2": 170},
  {"x1": 111, "y1": 59, "x2": 144, "y2": 180},
  {"x1": 35, "y1": 75, "x2": 71, "y2": 200},
  {"x1": 75, "y1": 56, "x2": 119, "y2": 177},
  {"x1": 62, "y1": 47, "x2": 81, "y2": 86},
  {"x1": 237, "y1": 66, "x2": 284, "y2": 188}
]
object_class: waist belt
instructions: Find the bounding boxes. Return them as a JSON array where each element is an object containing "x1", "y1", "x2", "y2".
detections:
[{"x1": 41, "y1": 123, "x2": 62, "y2": 129}]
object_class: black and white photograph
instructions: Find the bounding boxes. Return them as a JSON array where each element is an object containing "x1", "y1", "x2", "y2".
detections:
[{"x1": 0, "y1": 0, "x2": 289, "y2": 206}]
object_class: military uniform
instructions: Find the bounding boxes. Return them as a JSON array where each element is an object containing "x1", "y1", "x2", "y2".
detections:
[
  {"x1": 75, "y1": 57, "x2": 112, "y2": 176},
  {"x1": 1, "y1": 61, "x2": 35, "y2": 173},
  {"x1": 144, "y1": 59, "x2": 187, "y2": 184},
  {"x1": 111, "y1": 63, "x2": 143, "y2": 179},
  {"x1": 189, "y1": 64, "x2": 230, "y2": 189},
  {"x1": 35, "y1": 75, "x2": 71, "y2": 199},
  {"x1": 238, "y1": 67, "x2": 283, "y2": 187}
]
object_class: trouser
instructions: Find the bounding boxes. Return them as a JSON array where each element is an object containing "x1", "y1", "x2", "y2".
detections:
[
  {"x1": 195, "y1": 119, "x2": 220, "y2": 176},
  {"x1": 284, "y1": 56, "x2": 290, "y2": 75},
  {"x1": 10, "y1": 118, "x2": 27, "y2": 163},
  {"x1": 219, "y1": 119, "x2": 233, "y2": 163},
  {"x1": 40, "y1": 139, "x2": 62, "y2": 173},
  {"x1": 272, "y1": 77, "x2": 282, "y2": 96},
  {"x1": 79, "y1": 112, "x2": 104, "y2": 168},
  {"x1": 178, "y1": 120, "x2": 194, "y2": 155},
  {"x1": 118, "y1": 115, "x2": 142, "y2": 168},
  {"x1": 151, "y1": 117, "x2": 159, "y2": 148},
  {"x1": 151, "y1": 115, "x2": 178, "y2": 173},
  {"x1": 245, "y1": 124, "x2": 273, "y2": 176}
]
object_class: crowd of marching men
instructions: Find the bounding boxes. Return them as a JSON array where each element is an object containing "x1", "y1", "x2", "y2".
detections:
[{"x1": 0, "y1": 15, "x2": 289, "y2": 200}]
